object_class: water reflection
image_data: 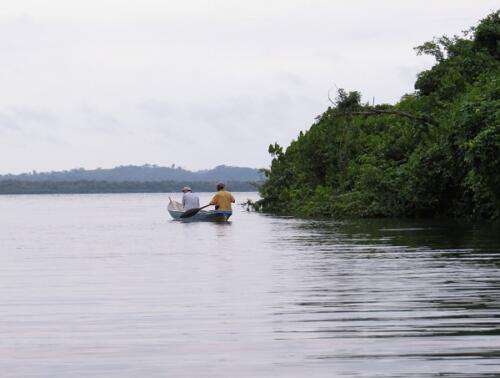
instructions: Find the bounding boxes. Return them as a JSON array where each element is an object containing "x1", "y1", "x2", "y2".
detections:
[
  {"x1": 1, "y1": 194, "x2": 499, "y2": 377},
  {"x1": 269, "y1": 217, "x2": 500, "y2": 376}
]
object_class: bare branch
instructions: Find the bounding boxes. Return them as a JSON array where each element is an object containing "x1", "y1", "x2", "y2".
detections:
[
  {"x1": 327, "y1": 88, "x2": 335, "y2": 106},
  {"x1": 327, "y1": 83, "x2": 340, "y2": 106}
]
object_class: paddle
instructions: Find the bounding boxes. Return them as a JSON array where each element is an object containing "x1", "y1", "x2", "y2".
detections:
[{"x1": 180, "y1": 204, "x2": 212, "y2": 219}]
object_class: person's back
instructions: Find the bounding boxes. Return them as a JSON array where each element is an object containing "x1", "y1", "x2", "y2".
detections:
[
  {"x1": 181, "y1": 187, "x2": 200, "y2": 210},
  {"x1": 209, "y1": 183, "x2": 235, "y2": 211}
]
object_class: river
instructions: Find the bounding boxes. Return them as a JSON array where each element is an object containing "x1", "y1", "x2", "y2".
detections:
[{"x1": 1, "y1": 193, "x2": 499, "y2": 377}]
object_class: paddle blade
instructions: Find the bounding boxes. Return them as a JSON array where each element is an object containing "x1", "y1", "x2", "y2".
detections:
[{"x1": 180, "y1": 207, "x2": 201, "y2": 218}]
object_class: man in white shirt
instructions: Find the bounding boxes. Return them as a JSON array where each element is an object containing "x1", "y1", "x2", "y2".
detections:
[{"x1": 181, "y1": 186, "x2": 200, "y2": 210}]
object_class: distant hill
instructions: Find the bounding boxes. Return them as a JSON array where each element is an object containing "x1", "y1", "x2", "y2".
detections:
[{"x1": 0, "y1": 165, "x2": 265, "y2": 183}]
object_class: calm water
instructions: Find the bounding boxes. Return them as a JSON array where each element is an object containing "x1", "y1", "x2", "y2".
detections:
[{"x1": 1, "y1": 193, "x2": 500, "y2": 377}]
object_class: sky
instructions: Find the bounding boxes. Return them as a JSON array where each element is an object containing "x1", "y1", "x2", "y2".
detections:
[{"x1": 0, "y1": 0, "x2": 497, "y2": 174}]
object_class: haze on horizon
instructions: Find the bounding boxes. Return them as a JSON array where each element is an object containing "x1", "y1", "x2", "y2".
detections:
[{"x1": 0, "y1": 0, "x2": 497, "y2": 174}]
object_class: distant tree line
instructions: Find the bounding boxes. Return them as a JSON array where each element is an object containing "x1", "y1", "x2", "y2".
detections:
[
  {"x1": 0, "y1": 180, "x2": 261, "y2": 195},
  {"x1": 0, "y1": 164, "x2": 265, "y2": 182}
]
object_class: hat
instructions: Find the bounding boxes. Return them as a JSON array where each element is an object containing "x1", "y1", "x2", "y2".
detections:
[{"x1": 181, "y1": 186, "x2": 192, "y2": 192}]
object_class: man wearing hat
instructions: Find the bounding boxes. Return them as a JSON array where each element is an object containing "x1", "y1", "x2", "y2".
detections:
[{"x1": 181, "y1": 186, "x2": 200, "y2": 210}]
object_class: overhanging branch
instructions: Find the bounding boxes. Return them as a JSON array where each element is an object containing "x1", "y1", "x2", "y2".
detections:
[{"x1": 340, "y1": 109, "x2": 436, "y2": 126}]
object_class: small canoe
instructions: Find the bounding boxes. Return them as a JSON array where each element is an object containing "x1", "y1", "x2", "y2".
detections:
[{"x1": 167, "y1": 198, "x2": 231, "y2": 222}]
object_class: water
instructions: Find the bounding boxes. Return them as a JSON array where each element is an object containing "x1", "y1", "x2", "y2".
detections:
[{"x1": 1, "y1": 193, "x2": 499, "y2": 377}]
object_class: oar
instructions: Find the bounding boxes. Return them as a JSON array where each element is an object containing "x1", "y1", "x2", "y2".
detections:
[{"x1": 180, "y1": 204, "x2": 212, "y2": 219}]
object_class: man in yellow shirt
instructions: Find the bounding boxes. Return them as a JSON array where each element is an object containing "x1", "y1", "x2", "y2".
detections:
[{"x1": 210, "y1": 182, "x2": 235, "y2": 218}]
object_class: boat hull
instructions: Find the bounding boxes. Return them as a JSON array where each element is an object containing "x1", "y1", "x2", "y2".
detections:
[{"x1": 168, "y1": 199, "x2": 231, "y2": 222}]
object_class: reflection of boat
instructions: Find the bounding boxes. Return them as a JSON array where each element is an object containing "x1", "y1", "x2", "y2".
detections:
[{"x1": 167, "y1": 198, "x2": 231, "y2": 222}]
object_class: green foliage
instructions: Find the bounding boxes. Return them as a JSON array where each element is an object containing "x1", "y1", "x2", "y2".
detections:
[
  {"x1": 258, "y1": 11, "x2": 500, "y2": 220},
  {"x1": 474, "y1": 10, "x2": 500, "y2": 59}
]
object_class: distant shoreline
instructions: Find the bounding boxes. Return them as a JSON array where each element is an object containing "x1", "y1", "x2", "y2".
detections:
[
  {"x1": 0, "y1": 180, "x2": 262, "y2": 195},
  {"x1": 0, "y1": 164, "x2": 264, "y2": 183}
]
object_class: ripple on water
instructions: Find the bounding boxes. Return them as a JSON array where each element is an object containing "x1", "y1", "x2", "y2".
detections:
[{"x1": 0, "y1": 194, "x2": 499, "y2": 377}]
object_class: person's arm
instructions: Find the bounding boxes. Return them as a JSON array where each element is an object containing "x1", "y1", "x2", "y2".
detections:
[
  {"x1": 182, "y1": 194, "x2": 186, "y2": 207},
  {"x1": 230, "y1": 193, "x2": 235, "y2": 203},
  {"x1": 209, "y1": 194, "x2": 218, "y2": 206}
]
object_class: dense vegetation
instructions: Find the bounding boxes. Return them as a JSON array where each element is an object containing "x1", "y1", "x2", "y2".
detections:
[
  {"x1": 0, "y1": 180, "x2": 259, "y2": 195},
  {"x1": 258, "y1": 12, "x2": 499, "y2": 220}
]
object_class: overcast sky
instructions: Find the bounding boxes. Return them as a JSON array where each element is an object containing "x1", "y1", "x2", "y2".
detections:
[{"x1": 0, "y1": 1, "x2": 497, "y2": 173}]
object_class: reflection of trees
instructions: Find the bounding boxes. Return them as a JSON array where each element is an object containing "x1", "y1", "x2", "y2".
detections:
[
  {"x1": 293, "y1": 218, "x2": 500, "y2": 252},
  {"x1": 272, "y1": 216, "x2": 500, "y2": 343}
]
